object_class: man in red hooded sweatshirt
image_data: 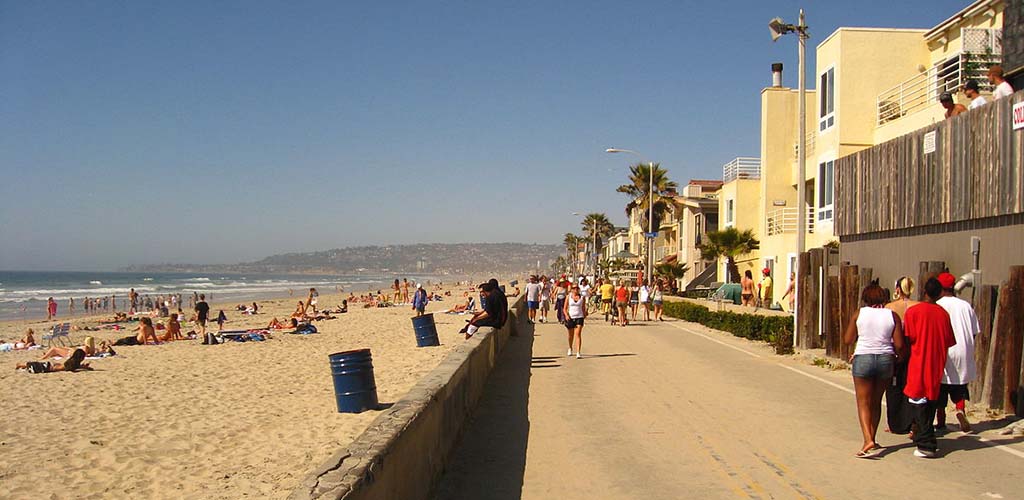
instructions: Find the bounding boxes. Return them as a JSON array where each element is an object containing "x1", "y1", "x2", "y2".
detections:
[{"x1": 902, "y1": 277, "x2": 957, "y2": 458}]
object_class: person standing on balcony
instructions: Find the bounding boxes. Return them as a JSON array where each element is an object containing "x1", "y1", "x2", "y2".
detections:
[
  {"x1": 939, "y1": 93, "x2": 966, "y2": 119},
  {"x1": 963, "y1": 81, "x2": 987, "y2": 110},
  {"x1": 988, "y1": 65, "x2": 1014, "y2": 100}
]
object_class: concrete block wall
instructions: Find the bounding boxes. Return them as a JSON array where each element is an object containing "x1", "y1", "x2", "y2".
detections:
[{"x1": 290, "y1": 296, "x2": 526, "y2": 500}]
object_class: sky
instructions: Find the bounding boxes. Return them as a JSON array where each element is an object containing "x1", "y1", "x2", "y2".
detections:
[{"x1": 0, "y1": 0, "x2": 971, "y2": 270}]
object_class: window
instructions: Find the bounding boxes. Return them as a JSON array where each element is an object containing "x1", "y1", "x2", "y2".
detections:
[
  {"x1": 817, "y1": 160, "x2": 834, "y2": 221},
  {"x1": 726, "y1": 199, "x2": 735, "y2": 226},
  {"x1": 819, "y1": 67, "x2": 835, "y2": 131}
]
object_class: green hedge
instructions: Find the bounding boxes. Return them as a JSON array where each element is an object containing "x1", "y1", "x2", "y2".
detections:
[{"x1": 662, "y1": 300, "x2": 793, "y2": 344}]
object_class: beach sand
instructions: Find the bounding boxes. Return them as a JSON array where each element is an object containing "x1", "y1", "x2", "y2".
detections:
[{"x1": 0, "y1": 285, "x2": 481, "y2": 499}]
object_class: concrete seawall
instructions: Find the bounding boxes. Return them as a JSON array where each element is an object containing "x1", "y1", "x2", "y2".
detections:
[{"x1": 290, "y1": 296, "x2": 527, "y2": 500}]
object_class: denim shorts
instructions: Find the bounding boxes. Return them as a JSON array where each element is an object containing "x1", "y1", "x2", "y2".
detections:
[{"x1": 851, "y1": 353, "x2": 895, "y2": 379}]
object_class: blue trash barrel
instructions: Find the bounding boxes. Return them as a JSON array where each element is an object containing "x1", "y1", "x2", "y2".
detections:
[
  {"x1": 328, "y1": 349, "x2": 379, "y2": 413},
  {"x1": 411, "y1": 313, "x2": 440, "y2": 347}
]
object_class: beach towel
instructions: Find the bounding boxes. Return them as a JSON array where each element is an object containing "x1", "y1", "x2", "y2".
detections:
[{"x1": 291, "y1": 324, "x2": 318, "y2": 335}]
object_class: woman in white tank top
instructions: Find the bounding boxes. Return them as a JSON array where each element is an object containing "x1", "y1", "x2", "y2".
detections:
[
  {"x1": 563, "y1": 286, "x2": 587, "y2": 359},
  {"x1": 843, "y1": 283, "x2": 905, "y2": 458}
]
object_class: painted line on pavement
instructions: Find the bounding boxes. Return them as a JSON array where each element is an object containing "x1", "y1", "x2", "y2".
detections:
[
  {"x1": 667, "y1": 322, "x2": 762, "y2": 359},
  {"x1": 666, "y1": 321, "x2": 1024, "y2": 461}
]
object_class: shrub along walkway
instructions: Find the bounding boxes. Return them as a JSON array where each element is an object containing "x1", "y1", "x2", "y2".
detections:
[{"x1": 435, "y1": 315, "x2": 1024, "y2": 500}]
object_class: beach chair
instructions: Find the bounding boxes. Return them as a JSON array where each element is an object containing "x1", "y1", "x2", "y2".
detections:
[{"x1": 43, "y1": 323, "x2": 72, "y2": 347}]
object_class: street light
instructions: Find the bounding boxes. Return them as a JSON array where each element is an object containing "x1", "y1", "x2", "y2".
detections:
[
  {"x1": 606, "y1": 148, "x2": 654, "y2": 287},
  {"x1": 770, "y1": 10, "x2": 809, "y2": 346}
]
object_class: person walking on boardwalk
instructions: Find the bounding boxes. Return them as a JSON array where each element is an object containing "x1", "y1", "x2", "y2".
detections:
[
  {"x1": 844, "y1": 282, "x2": 905, "y2": 458},
  {"x1": 553, "y1": 277, "x2": 568, "y2": 324},
  {"x1": 524, "y1": 276, "x2": 542, "y2": 324},
  {"x1": 614, "y1": 280, "x2": 630, "y2": 327},
  {"x1": 935, "y1": 272, "x2": 979, "y2": 433},
  {"x1": 651, "y1": 281, "x2": 665, "y2": 321},
  {"x1": 638, "y1": 281, "x2": 651, "y2": 321},
  {"x1": 902, "y1": 278, "x2": 957, "y2": 458},
  {"x1": 883, "y1": 276, "x2": 922, "y2": 435},
  {"x1": 563, "y1": 284, "x2": 587, "y2": 359},
  {"x1": 599, "y1": 278, "x2": 614, "y2": 322},
  {"x1": 539, "y1": 276, "x2": 552, "y2": 323},
  {"x1": 629, "y1": 279, "x2": 641, "y2": 321}
]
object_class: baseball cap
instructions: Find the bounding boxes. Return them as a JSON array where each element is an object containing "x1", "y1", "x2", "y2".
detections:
[
  {"x1": 965, "y1": 80, "x2": 980, "y2": 92},
  {"x1": 937, "y1": 272, "x2": 956, "y2": 289},
  {"x1": 762, "y1": 267, "x2": 771, "y2": 275}
]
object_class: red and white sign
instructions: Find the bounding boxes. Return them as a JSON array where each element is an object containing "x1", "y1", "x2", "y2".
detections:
[{"x1": 1013, "y1": 101, "x2": 1024, "y2": 130}]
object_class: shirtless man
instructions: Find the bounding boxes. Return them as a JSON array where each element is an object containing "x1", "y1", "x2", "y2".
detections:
[
  {"x1": 741, "y1": 270, "x2": 755, "y2": 307},
  {"x1": 939, "y1": 93, "x2": 966, "y2": 119}
]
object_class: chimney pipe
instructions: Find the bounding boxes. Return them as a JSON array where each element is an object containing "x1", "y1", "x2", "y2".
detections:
[{"x1": 772, "y1": 62, "x2": 784, "y2": 87}]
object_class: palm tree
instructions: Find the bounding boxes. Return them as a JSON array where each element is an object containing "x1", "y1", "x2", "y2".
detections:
[
  {"x1": 563, "y1": 233, "x2": 583, "y2": 276},
  {"x1": 616, "y1": 163, "x2": 678, "y2": 232},
  {"x1": 581, "y1": 213, "x2": 615, "y2": 274},
  {"x1": 654, "y1": 262, "x2": 690, "y2": 293},
  {"x1": 698, "y1": 227, "x2": 760, "y2": 283}
]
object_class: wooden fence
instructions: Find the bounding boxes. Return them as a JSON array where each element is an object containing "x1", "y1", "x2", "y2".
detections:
[
  {"x1": 814, "y1": 261, "x2": 1024, "y2": 415},
  {"x1": 836, "y1": 92, "x2": 1024, "y2": 237}
]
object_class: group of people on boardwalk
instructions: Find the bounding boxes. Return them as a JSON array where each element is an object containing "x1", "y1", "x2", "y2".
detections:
[
  {"x1": 844, "y1": 271, "x2": 978, "y2": 459},
  {"x1": 523, "y1": 274, "x2": 669, "y2": 359}
]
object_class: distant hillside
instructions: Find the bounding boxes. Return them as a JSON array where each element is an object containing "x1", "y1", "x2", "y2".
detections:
[{"x1": 127, "y1": 243, "x2": 562, "y2": 275}]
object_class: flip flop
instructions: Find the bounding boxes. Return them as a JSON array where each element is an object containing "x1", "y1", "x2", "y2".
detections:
[{"x1": 855, "y1": 447, "x2": 882, "y2": 459}]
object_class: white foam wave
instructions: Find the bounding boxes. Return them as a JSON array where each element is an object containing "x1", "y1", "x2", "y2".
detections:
[{"x1": 89, "y1": 280, "x2": 103, "y2": 285}]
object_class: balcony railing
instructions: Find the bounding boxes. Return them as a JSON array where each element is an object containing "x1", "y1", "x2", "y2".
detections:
[
  {"x1": 766, "y1": 207, "x2": 816, "y2": 236},
  {"x1": 876, "y1": 51, "x2": 1001, "y2": 125},
  {"x1": 722, "y1": 157, "x2": 761, "y2": 182},
  {"x1": 793, "y1": 130, "x2": 816, "y2": 161}
]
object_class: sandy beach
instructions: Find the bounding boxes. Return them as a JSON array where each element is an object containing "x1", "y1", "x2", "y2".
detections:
[{"x1": 0, "y1": 283, "x2": 485, "y2": 499}]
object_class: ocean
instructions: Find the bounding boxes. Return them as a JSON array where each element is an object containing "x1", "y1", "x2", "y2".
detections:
[{"x1": 0, "y1": 271, "x2": 437, "y2": 321}]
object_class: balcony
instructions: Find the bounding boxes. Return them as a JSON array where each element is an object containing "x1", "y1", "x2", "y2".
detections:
[
  {"x1": 765, "y1": 207, "x2": 816, "y2": 236},
  {"x1": 793, "y1": 130, "x2": 816, "y2": 161},
  {"x1": 722, "y1": 157, "x2": 761, "y2": 182},
  {"x1": 876, "y1": 30, "x2": 1002, "y2": 125}
]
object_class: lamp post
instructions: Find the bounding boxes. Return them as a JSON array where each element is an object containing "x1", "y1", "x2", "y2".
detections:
[
  {"x1": 606, "y1": 148, "x2": 654, "y2": 287},
  {"x1": 770, "y1": 11, "x2": 809, "y2": 346}
]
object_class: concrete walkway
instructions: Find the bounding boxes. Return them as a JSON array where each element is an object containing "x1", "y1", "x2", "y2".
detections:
[{"x1": 435, "y1": 315, "x2": 1024, "y2": 499}]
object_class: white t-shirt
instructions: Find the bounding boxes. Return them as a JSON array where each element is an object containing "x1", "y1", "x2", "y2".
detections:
[
  {"x1": 937, "y1": 295, "x2": 980, "y2": 385},
  {"x1": 969, "y1": 95, "x2": 988, "y2": 109},
  {"x1": 638, "y1": 285, "x2": 650, "y2": 302},
  {"x1": 579, "y1": 284, "x2": 591, "y2": 298},
  {"x1": 993, "y1": 81, "x2": 1014, "y2": 100},
  {"x1": 567, "y1": 296, "x2": 586, "y2": 319},
  {"x1": 853, "y1": 307, "x2": 896, "y2": 356},
  {"x1": 525, "y1": 283, "x2": 542, "y2": 302}
]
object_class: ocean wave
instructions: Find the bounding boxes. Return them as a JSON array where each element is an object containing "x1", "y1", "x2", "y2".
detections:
[
  {"x1": 89, "y1": 280, "x2": 103, "y2": 285},
  {"x1": 183, "y1": 277, "x2": 211, "y2": 282}
]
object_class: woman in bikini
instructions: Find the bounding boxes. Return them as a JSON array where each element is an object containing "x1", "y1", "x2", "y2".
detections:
[{"x1": 741, "y1": 270, "x2": 755, "y2": 307}]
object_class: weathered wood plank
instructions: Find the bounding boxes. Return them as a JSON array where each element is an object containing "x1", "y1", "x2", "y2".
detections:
[
  {"x1": 969, "y1": 285, "x2": 998, "y2": 401},
  {"x1": 840, "y1": 265, "x2": 859, "y2": 362},
  {"x1": 1000, "y1": 266, "x2": 1024, "y2": 413}
]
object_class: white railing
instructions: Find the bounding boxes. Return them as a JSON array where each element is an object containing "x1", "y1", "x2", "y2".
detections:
[
  {"x1": 793, "y1": 130, "x2": 816, "y2": 161},
  {"x1": 765, "y1": 207, "x2": 816, "y2": 236},
  {"x1": 722, "y1": 157, "x2": 761, "y2": 182},
  {"x1": 877, "y1": 51, "x2": 1001, "y2": 125},
  {"x1": 655, "y1": 246, "x2": 674, "y2": 262}
]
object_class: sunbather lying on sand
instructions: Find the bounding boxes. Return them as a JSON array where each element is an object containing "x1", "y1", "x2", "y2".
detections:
[
  {"x1": 17, "y1": 347, "x2": 92, "y2": 373},
  {"x1": 267, "y1": 317, "x2": 300, "y2": 330},
  {"x1": 445, "y1": 293, "x2": 474, "y2": 313},
  {"x1": 40, "y1": 336, "x2": 114, "y2": 359},
  {"x1": 112, "y1": 317, "x2": 160, "y2": 346}
]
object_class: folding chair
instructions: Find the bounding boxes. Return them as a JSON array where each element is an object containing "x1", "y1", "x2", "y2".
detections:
[{"x1": 43, "y1": 322, "x2": 72, "y2": 347}]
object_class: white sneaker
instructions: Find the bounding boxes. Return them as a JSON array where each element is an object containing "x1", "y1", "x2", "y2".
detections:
[
  {"x1": 913, "y1": 448, "x2": 936, "y2": 458},
  {"x1": 567, "y1": 348, "x2": 573, "y2": 356},
  {"x1": 576, "y1": 353, "x2": 582, "y2": 359}
]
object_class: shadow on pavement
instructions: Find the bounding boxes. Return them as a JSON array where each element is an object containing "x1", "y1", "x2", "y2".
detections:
[{"x1": 433, "y1": 323, "x2": 535, "y2": 500}]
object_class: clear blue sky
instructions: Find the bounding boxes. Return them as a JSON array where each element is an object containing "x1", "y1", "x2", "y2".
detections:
[{"x1": 0, "y1": 1, "x2": 969, "y2": 270}]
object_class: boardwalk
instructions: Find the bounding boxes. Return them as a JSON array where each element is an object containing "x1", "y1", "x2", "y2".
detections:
[{"x1": 435, "y1": 316, "x2": 1024, "y2": 499}]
